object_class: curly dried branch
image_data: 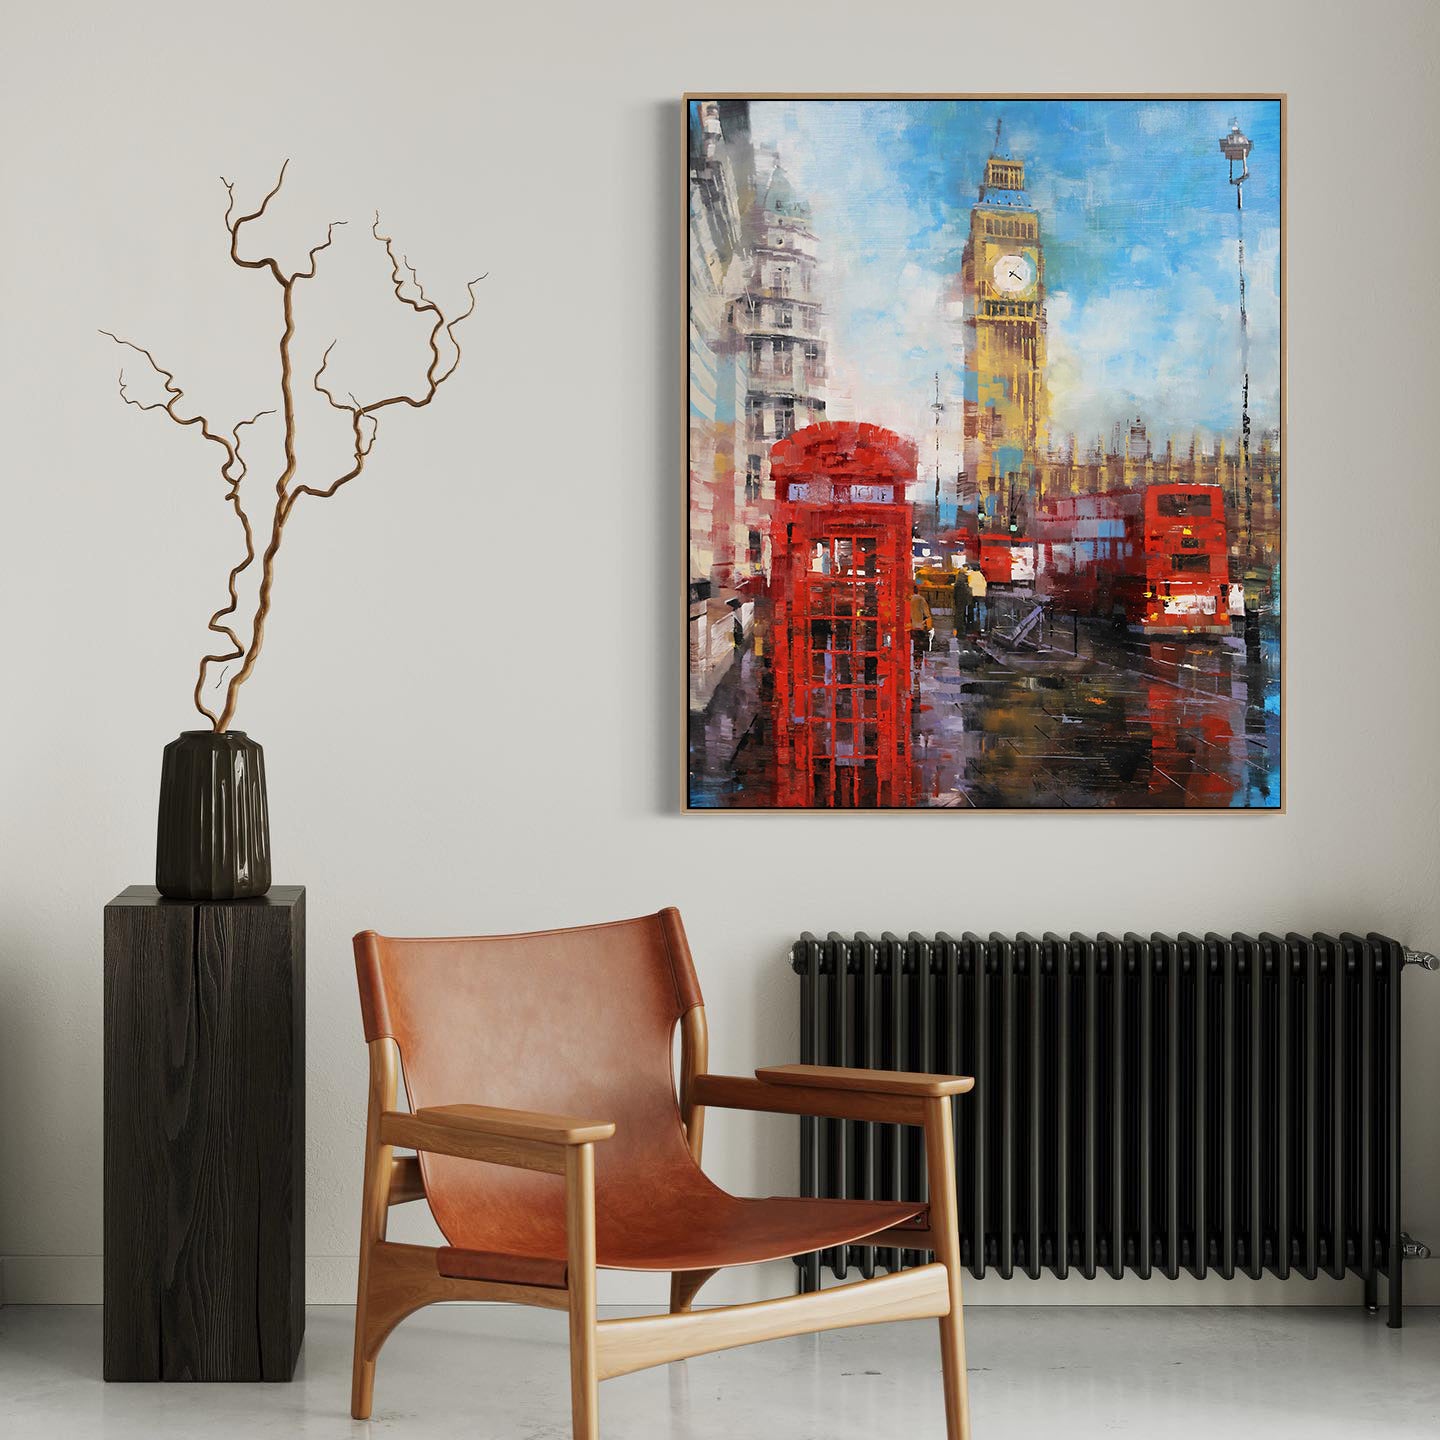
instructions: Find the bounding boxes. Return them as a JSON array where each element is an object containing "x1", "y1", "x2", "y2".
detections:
[
  {"x1": 293, "y1": 219, "x2": 348, "y2": 282},
  {"x1": 355, "y1": 215, "x2": 485, "y2": 416},
  {"x1": 102, "y1": 330, "x2": 240, "y2": 472},
  {"x1": 286, "y1": 342, "x2": 378, "y2": 511},
  {"x1": 223, "y1": 162, "x2": 347, "y2": 289},
  {"x1": 401, "y1": 253, "x2": 430, "y2": 306},
  {"x1": 277, "y1": 228, "x2": 482, "y2": 514},
  {"x1": 113, "y1": 164, "x2": 482, "y2": 732},
  {"x1": 100, "y1": 327, "x2": 277, "y2": 728},
  {"x1": 192, "y1": 407, "x2": 275, "y2": 725},
  {"x1": 223, "y1": 160, "x2": 290, "y2": 285}
]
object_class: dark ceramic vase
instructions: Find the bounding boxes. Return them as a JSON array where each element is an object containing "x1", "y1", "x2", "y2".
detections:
[{"x1": 155, "y1": 730, "x2": 271, "y2": 900}]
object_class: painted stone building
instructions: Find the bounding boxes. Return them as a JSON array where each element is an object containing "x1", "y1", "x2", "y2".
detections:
[
  {"x1": 1035, "y1": 422, "x2": 1281, "y2": 588},
  {"x1": 687, "y1": 99, "x2": 748, "y2": 587},
  {"x1": 687, "y1": 102, "x2": 829, "y2": 710},
  {"x1": 725, "y1": 157, "x2": 828, "y2": 587}
]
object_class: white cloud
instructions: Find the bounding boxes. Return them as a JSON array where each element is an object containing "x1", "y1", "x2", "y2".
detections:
[{"x1": 1047, "y1": 223, "x2": 1280, "y2": 447}]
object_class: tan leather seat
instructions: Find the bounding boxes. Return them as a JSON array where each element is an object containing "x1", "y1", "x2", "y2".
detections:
[{"x1": 356, "y1": 910, "x2": 925, "y2": 1285}]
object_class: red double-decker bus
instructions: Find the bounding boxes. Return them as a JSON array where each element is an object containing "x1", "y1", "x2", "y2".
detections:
[
  {"x1": 1035, "y1": 483, "x2": 1232, "y2": 635},
  {"x1": 975, "y1": 532, "x2": 1035, "y2": 587}
]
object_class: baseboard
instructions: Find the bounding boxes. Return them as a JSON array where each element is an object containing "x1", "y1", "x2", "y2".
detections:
[
  {"x1": 6, "y1": 1254, "x2": 1438, "y2": 1308},
  {"x1": 0, "y1": 1257, "x2": 104, "y2": 1305}
]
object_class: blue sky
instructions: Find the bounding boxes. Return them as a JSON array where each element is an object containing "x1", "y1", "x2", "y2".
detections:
[{"x1": 747, "y1": 98, "x2": 1281, "y2": 467}]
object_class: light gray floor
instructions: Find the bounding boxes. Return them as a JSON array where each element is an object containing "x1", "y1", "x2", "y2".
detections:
[{"x1": 2, "y1": 1304, "x2": 1438, "y2": 1438}]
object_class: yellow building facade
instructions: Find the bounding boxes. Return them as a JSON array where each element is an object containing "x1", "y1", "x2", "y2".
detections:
[{"x1": 961, "y1": 136, "x2": 1050, "y2": 526}]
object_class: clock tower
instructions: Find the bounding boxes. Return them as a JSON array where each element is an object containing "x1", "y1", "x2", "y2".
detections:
[{"x1": 961, "y1": 124, "x2": 1049, "y2": 529}]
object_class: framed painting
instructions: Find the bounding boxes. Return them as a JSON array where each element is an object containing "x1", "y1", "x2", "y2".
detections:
[{"x1": 685, "y1": 94, "x2": 1283, "y2": 811}]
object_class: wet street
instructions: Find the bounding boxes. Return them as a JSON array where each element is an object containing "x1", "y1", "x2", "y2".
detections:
[
  {"x1": 909, "y1": 598, "x2": 1279, "y2": 809},
  {"x1": 691, "y1": 596, "x2": 1280, "y2": 809}
]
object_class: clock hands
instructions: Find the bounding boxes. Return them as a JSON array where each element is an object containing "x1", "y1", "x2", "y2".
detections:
[{"x1": 994, "y1": 256, "x2": 1031, "y2": 293}]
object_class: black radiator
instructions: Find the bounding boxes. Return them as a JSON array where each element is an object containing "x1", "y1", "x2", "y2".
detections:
[{"x1": 791, "y1": 931, "x2": 1431, "y2": 1326}]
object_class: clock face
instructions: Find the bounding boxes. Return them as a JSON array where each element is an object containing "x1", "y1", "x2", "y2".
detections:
[{"x1": 992, "y1": 252, "x2": 1035, "y2": 295}]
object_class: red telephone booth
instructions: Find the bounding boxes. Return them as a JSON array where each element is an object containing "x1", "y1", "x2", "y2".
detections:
[{"x1": 768, "y1": 422, "x2": 917, "y2": 808}]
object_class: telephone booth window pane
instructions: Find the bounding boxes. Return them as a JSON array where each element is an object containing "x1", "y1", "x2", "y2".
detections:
[
  {"x1": 811, "y1": 760, "x2": 831, "y2": 806},
  {"x1": 858, "y1": 764, "x2": 879, "y2": 807}
]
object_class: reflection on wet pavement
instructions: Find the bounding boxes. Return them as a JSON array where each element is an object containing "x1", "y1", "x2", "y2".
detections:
[
  {"x1": 689, "y1": 602, "x2": 1281, "y2": 809},
  {"x1": 911, "y1": 607, "x2": 1279, "y2": 808}
]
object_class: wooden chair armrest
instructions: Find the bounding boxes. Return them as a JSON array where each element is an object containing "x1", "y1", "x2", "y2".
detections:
[
  {"x1": 411, "y1": 1103, "x2": 616, "y2": 1145},
  {"x1": 756, "y1": 1064, "x2": 974, "y2": 1098},
  {"x1": 691, "y1": 1072, "x2": 949, "y2": 1125},
  {"x1": 379, "y1": 1104, "x2": 615, "y2": 1175}
]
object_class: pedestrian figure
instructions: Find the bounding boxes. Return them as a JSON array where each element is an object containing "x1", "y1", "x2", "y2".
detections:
[
  {"x1": 952, "y1": 566, "x2": 972, "y2": 637},
  {"x1": 909, "y1": 586, "x2": 934, "y2": 690},
  {"x1": 967, "y1": 564, "x2": 988, "y2": 634}
]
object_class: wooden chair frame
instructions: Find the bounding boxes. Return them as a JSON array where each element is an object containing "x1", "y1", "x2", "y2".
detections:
[{"x1": 352, "y1": 1004, "x2": 973, "y2": 1439}]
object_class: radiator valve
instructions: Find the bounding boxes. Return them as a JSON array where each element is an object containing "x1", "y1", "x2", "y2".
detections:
[
  {"x1": 1404, "y1": 950, "x2": 1438, "y2": 970},
  {"x1": 1400, "y1": 1234, "x2": 1431, "y2": 1261}
]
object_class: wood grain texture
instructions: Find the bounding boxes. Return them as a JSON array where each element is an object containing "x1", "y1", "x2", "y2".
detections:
[
  {"x1": 692, "y1": 1072, "x2": 928, "y2": 1125},
  {"x1": 925, "y1": 1095, "x2": 973, "y2": 1440},
  {"x1": 411, "y1": 1102, "x2": 616, "y2": 1146},
  {"x1": 379, "y1": 1112, "x2": 569, "y2": 1174},
  {"x1": 668, "y1": 1267, "x2": 719, "y2": 1315},
  {"x1": 670, "y1": 1006, "x2": 712, "y2": 1315},
  {"x1": 566, "y1": 1144, "x2": 599, "y2": 1440},
  {"x1": 359, "y1": 1240, "x2": 570, "y2": 1364},
  {"x1": 352, "y1": 1037, "x2": 399, "y2": 1418},
  {"x1": 757, "y1": 1063, "x2": 975, "y2": 1097},
  {"x1": 595, "y1": 1263, "x2": 951, "y2": 1380},
  {"x1": 103, "y1": 885, "x2": 304, "y2": 1382},
  {"x1": 387, "y1": 1154, "x2": 425, "y2": 1206},
  {"x1": 678, "y1": 1005, "x2": 709, "y2": 1163}
]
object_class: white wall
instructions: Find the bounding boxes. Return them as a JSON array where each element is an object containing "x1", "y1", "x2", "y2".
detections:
[{"x1": 2, "y1": 0, "x2": 1437, "y2": 1309}]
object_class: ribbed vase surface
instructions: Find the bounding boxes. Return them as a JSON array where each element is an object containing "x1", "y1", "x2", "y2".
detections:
[{"x1": 155, "y1": 730, "x2": 271, "y2": 900}]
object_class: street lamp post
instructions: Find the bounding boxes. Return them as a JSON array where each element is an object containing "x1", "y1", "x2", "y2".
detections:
[
  {"x1": 1219, "y1": 119, "x2": 1254, "y2": 574},
  {"x1": 931, "y1": 371, "x2": 944, "y2": 531}
]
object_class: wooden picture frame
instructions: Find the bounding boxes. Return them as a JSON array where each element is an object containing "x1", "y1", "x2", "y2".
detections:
[{"x1": 684, "y1": 94, "x2": 1285, "y2": 813}]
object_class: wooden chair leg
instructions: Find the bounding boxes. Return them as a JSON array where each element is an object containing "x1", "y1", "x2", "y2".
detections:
[
  {"x1": 566, "y1": 1143, "x2": 599, "y2": 1440},
  {"x1": 924, "y1": 1096, "x2": 972, "y2": 1440},
  {"x1": 352, "y1": 1039, "x2": 398, "y2": 1420},
  {"x1": 669, "y1": 1267, "x2": 718, "y2": 1314},
  {"x1": 351, "y1": 1347, "x2": 377, "y2": 1424}
]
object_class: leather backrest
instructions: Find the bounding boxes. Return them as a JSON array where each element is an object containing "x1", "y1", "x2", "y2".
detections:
[{"x1": 354, "y1": 907, "x2": 704, "y2": 1257}]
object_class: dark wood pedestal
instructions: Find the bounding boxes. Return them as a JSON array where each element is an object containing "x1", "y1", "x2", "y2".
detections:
[{"x1": 103, "y1": 885, "x2": 305, "y2": 1381}]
